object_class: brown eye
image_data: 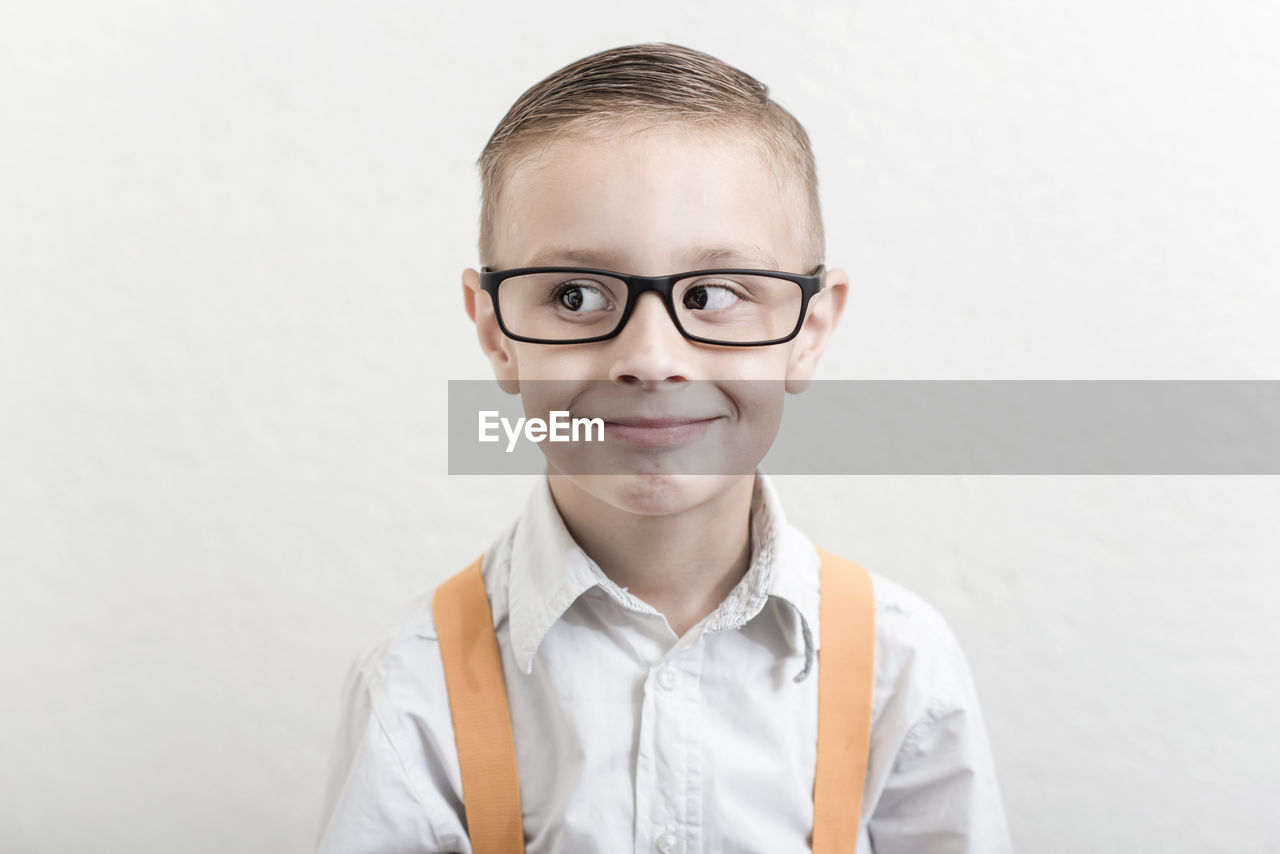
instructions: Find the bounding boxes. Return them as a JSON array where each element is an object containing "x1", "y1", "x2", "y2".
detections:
[
  {"x1": 560, "y1": 287, "x2": 583, "y2": 310},
  {"x1": 552, "y1": 282, "x2": 611, "y2": 313},
  {"x1": 682, "y1": 283, "x2": 742, "y2": 311}
]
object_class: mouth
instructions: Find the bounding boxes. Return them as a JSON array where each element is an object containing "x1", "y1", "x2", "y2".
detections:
[{"x1": 600, "y1": 416, "x2": 723, "y2": 448}]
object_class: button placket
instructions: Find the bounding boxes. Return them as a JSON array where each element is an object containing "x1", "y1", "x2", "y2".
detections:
[{"x1": 643, "y1": 658, "x2": 686, "y2": 854}]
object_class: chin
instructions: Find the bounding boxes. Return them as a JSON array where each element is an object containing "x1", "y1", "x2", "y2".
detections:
[{"x1": 553, "y1": 472, "x2": 749, "y2": 518}]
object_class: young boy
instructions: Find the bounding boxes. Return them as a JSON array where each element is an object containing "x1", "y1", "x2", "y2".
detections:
[{"x1": 317, "y1": 43, "x2": 1011, "y2": 853}]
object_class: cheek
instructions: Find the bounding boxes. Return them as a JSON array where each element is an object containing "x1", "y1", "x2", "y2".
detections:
[
  {"x1": 511, "y1": 344, "x2": 600, "y2": 382},
  {"x1": 728, "y1": 379, "x2": 787, "y2": 424},
  {"x1": 711, "y1": 348, "x2": 796, "y2": 382}
]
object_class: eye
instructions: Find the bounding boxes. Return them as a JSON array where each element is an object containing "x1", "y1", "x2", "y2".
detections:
[
  {"x1": 682, "y1": 282, "x2": 743, "y2": 311},
  {"x1": 553, "y1": 281, "x2": 612, "y2": 313}
]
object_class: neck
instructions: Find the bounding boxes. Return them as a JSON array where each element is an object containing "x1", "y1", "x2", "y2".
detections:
[{"x1": 547, "y1": 474, "x2": 756, "y2": 638}]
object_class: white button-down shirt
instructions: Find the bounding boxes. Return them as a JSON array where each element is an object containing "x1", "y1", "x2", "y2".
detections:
[{"x1": 317, "y1": 475, "x2": 1012, "y2": 853}]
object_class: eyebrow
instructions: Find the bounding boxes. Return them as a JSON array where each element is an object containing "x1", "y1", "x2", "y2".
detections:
[{"x1": 523, "y1": 244, "x2": 782, "y2": 272}]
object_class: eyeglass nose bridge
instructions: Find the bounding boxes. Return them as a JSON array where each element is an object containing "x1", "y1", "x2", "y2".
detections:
[{"x1": 612, "y1": 273, "x2": 688, "y2": 338}]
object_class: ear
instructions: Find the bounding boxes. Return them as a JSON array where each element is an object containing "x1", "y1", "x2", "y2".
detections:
[
  {"x1": 785, "y1": 267, "x2": 848, "y2": 394},
  {"x1": 462, "y1": 267, "x2": 520, "y2": 394}
]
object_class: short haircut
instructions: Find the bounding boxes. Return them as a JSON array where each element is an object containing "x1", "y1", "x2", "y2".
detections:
[{"x1": 477, "y1": 42, "x2": 824, "y2": 270}]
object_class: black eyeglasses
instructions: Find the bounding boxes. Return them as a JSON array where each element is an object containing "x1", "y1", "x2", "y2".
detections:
[{"x1": 478, "y1": 265, "x2": 825, "y2": 346}]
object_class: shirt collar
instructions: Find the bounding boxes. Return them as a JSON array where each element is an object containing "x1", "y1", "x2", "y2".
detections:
[
  {"x1": 754, "y1": 473, "x2": 822, "y2": 681},
  {"x1": 505, "y1": 473, "x2": 821, "y2": 678}
]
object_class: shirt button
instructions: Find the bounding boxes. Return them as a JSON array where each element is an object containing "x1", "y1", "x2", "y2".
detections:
[
  {"x1": 657, "y1": 666, "x2": 678, "y2": 691},
  {"x1": 656, "y1": 830, "x2": 680, "y2": 854}
]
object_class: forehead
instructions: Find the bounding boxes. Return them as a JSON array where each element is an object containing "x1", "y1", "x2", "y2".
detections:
[{"x1": 494, "y1": 122, "x2": 806, "y2": 273}]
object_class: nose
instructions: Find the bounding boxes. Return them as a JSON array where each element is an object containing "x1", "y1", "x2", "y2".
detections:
[{"x1": 606, "y1": 292, "x2": 691, "y2": 387}]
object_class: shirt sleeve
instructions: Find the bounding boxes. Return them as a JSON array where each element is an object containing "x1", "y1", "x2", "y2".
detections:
[
  {"x1": 865, "y1": 628, "x2": 1013, "y2": 854},
  {"x1": 315, "y1": 642, "x2": 470, "y2": 854}
]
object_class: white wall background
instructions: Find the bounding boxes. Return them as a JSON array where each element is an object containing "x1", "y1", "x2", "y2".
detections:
[{"x1": 3, "y1": 1, "x2": 1278, "y2": 852}]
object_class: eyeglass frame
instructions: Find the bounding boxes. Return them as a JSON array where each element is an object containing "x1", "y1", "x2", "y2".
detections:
[{"x1": 477, "y1": 264, "x2": 826, "y2": 347}]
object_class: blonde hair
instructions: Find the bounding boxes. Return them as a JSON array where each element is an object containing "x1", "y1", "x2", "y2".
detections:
[{"x1": 477, "y1": 43, "x2": 824, "y2": 270}]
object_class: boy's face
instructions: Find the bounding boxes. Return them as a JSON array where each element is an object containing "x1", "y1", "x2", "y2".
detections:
[{"x1": 463, "y1": 121, "x2": 847, "y2": 518}]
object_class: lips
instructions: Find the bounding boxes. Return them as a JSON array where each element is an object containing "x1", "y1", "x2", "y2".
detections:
[
  {"x1": 600, "y1": 415, "x2": 722, "y2": 448},
  {"x1": 605, "y1": 416, "x2": 716, "y2": 428}
]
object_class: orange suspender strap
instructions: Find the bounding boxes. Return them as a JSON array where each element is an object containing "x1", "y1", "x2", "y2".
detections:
[
  {"x1": 432, "y1": 548, "x2": 876, "y2": 853},
  {"x1": 812, "y1": 546, "x2": 877, "y2": 854},
  {"x1": 432, "y1": 556, "x2": 526, "y2": 854}
]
